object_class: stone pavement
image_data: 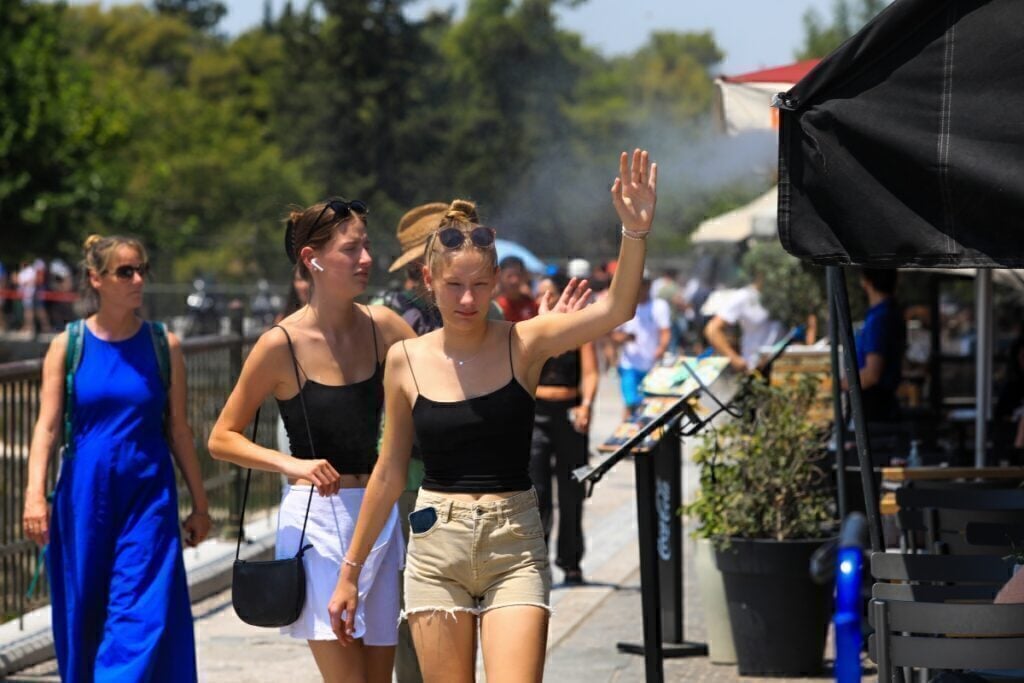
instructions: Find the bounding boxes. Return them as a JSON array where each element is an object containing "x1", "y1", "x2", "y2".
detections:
[{"x1": 8, "y1": 371, "x2": 871, "y2": 682}]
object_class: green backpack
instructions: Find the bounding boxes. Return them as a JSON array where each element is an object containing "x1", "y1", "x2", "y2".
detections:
[{"x1": 61, "y1": 319, "x2": 171, "y2": 458}]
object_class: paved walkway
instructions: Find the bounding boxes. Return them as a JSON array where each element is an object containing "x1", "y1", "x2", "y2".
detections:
[{"x1": 8, "y1": 372, "x2": 870, "y2": 682}]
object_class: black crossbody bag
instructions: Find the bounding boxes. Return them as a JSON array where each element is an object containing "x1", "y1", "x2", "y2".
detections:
[{"x1": 231, "y1": 326, "x2": 316, "y2": 627}]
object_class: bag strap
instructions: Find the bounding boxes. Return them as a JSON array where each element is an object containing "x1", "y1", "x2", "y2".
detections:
[
  {"x1": 148, "y1": 321, "x2": 172, "y2": 392},
  {"x1": 234, "y1": 325, "x2": 316, "y2": 561},
  {"x1": 62, "y1": 320, "x2": 85, "y2": 458},
  {"x1": 234, "y1": 408, "x2": 261, "y2": 561}
]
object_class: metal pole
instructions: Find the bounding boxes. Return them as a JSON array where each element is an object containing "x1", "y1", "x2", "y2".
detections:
[
  {"x1": 827, "y1": 274, "x2": 848, "y2": 519},
  {"x1": 629, "y1": 452, "x2": 665, "y2": 683},
  {"x1": 827, "y1": 267, "x2": 884, "y2": 552},
  {"x1": 975, "y1": 270, "x2": 993, "y2": 467}
]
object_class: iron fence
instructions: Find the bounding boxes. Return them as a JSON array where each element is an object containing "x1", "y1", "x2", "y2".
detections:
[{"x1": 0, "y1": 325, "x2": 281, "y2": 628}]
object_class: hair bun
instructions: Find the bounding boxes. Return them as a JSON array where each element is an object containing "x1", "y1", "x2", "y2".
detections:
[
  {"x1": 445, "y1": 199, "x2": 478, "y2": 223},
  {"x1": 83, "y1": 234, "x2": 104, "y2": 251}
]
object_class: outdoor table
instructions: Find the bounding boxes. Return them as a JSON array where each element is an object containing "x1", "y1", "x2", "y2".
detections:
[{"x1": 878, "y1": 467, "x2": 1024, "y2": 515}]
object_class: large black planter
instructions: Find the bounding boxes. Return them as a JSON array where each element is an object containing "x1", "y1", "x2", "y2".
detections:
[{"x1": 714, "y1": 538, "x2": 833, "y2": 676}]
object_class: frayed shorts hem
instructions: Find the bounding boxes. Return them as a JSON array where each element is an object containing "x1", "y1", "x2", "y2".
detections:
[{"x1": 401, "y1": 602, "x2": 552, "y2": 622}]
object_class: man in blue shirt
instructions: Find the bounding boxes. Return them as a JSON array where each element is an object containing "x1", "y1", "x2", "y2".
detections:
[{"x1": 855, "y1": 269, "x2": 905, "y2": 421}]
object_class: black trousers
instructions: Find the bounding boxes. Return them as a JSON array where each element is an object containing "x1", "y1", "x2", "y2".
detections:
[{"x1": 529, "y1": 398, "x2": 588, "y2": 571}]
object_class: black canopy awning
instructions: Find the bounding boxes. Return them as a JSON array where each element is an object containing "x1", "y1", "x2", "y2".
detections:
[{"x1": 777, "y1": 0, "x2": 1024, "y2": 268}]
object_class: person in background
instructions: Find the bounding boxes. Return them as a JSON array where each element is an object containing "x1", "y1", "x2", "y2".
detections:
[
  {"x1": 377, "y1": 203, "x2": 448, "y2": 337},
  {"x1": 276, "y1": 267, "x2": 312, "y2": 323},
  {"x1": 610, "y1": 270, "x2": 671, "y2": 418},
  {"x1": 530, "y1": 272, "x2": 599, "y2": 585},
  {"x1": 17, "y1": 260, "x2": 37, "y2": 334},
  {"x1": 652, "y1": 267, "x2": 686, "y2": 353},
  {"x1": 496, "y1": 255, "x2": 539, "y2": 322},
  {"x1": 854, "y1": 268, "x2": 904, "y2": 422},
  {"x1": 704, "y1": 261, "x2": 782, "y2": 373},
  {"x1": 23, "y1": 234, "x2": 209, "y2": 682}
]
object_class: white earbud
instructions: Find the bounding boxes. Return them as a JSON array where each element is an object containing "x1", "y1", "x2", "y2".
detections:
[{"x1": 310, "y1": 258, "x2": 325, "y2": 272}]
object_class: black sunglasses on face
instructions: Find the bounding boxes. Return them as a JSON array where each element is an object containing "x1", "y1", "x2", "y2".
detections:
[
  {"x1": 310, "y1": 199, "x2": 369, "y2": 233},
  {"x1": 436, "y1": 226, "x2": 496, "y2": 249},
  {"x1": 106, "y1": 263, "x2": 150, "y2": 280}
]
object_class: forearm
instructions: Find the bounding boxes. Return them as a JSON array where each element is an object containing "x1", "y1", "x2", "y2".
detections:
[
  {"x1": 604, "y1": 236, "x2": 648, "y2": 326},
  {"x1": 25, "y1": 425, "x2": 58, "y2": 498},
  {"x1": 168, "y1": 426, "x2": 209, "y2": 512},
  {"x1": 705, "y1": 324, "x2": 743, "y2": 366},
  {"x1": 208, "y1": 428, "x2": 295, "y2": 475}
]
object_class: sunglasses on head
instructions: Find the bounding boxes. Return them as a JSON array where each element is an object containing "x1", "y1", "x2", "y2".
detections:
[
  {"x1": 310, "y1": 199, "x2": 369, "y2": 233},
  {"x1": 435, "y1": 226, "x2": 496, "y2": 250},
  {"x1": 106, "y1": 263, "x2": 150, "y2": 280}
]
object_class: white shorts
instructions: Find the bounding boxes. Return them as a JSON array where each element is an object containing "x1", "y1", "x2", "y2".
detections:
[{"x1": 276, "y1": 485, "x2": 404, "y2": 644}]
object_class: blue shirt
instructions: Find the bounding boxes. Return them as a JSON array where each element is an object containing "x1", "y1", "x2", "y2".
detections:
[{"x1": 855, "y1": 298, "x2": 904, "y2": 392}]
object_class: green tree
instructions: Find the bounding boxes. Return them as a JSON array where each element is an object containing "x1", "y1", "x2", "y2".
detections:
[
  {"x1": 0, "y1": 1, "x2": 124, "y2": 261},
  {"x1": 796, "y1": 0, "x2": 890, "y2": 59}
]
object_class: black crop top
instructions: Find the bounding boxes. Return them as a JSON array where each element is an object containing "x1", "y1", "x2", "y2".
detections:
[
  {"x1": 406, "y1": 326, "x2": 536, "y2": 493},
  {"x1": 538, "y1": 349, "x2": 580, "y2": 388},
  {"x1": 275, "y1": 316, "x2": 383, "y2": 475}
]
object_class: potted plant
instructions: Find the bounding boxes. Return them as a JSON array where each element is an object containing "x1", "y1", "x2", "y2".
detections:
[{"x1": 684, "y1": 374, "x2": 836, "y2": 676}]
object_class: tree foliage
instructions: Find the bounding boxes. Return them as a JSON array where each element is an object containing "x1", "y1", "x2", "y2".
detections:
[
  {"x1": 796, "y1": 0, "x2": 890, "y2": 60},
  {"x1": 2, "y1": 0, "x2": 765, "y2": 280}
]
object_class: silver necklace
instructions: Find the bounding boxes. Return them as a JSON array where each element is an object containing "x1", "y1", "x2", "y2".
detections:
[{"x1": 444, "y1": 346, "x2": 484, "y2": 367}]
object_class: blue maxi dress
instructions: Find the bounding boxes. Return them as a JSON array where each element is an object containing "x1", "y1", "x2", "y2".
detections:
[{"x1": 47, "y1": 322, "x2": 197, "y2": 682}]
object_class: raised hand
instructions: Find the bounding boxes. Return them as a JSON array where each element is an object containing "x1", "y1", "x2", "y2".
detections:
[
  {"x1": 610, "y1": 149, "x2": 658, "y2": 233},
  {"x1": 538, "y1": 277, "x2": 593, "y2": 315}
]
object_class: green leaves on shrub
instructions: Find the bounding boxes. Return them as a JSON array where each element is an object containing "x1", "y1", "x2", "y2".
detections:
[{"x1": 683, "y1": 374, "x2": 835, "y2": 543}]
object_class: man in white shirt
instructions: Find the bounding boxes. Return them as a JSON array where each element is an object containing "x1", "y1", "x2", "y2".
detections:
[
  {"x1": 704, "y1": 278, "x2": 783, "y2": 372},
  {"x1": 611, "y1": 272, "x2": 671, "y2": 417}
]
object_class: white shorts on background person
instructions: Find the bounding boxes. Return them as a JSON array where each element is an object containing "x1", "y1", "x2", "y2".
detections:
[{"x1": 275, "y1": 484, "x2": 404, "y2": 645}]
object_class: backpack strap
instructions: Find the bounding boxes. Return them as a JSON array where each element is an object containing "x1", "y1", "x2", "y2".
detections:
[
  {"x1": 62, "y1": 320, "x2": 85, "y2": 458},
  {"x1": 148, "y1": 321, "x2": 171, "y2": 392}
]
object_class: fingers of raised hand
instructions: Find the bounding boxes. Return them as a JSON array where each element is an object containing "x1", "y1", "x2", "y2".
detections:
[{"x1": 631, "y1": 149, "x2": 643, "y2": 184}]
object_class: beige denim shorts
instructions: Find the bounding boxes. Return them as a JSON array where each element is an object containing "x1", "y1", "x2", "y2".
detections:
[{"x1": 403, "y1": 488, "x2": 552, "y2": 618}]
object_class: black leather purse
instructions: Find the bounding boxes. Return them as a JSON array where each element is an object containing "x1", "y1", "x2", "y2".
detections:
[{"x1": 231, "y1": 326, "x2": 316, "y2": 627}]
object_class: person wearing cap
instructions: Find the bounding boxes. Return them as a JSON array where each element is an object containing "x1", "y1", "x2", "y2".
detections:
[{"x1": 610, "y1": 270, "x2": 671, "y2": 418}]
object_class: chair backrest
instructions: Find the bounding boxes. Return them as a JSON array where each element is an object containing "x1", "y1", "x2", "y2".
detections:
[
  {"x1": 869, "y1": 599, "x2": 1024, "y2": 673},
  {"x1": 870, "y1": 552, "x2": 1014, "y2": 602},
  {"x1": 895, "y1": 487, "x2": 1024, "y2": 555}
]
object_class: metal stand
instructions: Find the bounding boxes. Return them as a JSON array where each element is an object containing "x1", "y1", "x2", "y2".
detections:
[
  {"x1": 574, "y1": 336, "x2": 805, "y2": 683},
  {"x1": 615, "y1": 416, "x2": 708, "y2": 675}
]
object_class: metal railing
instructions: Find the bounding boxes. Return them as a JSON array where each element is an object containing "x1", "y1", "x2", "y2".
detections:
[{"x1": 0, "y1": 322, "x2": 281, "y2": 627}]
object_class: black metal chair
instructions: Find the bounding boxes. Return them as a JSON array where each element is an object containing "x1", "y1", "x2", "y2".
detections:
[
  {"x1": 869, "y1": 598, "x2": 1024, "y2": 682},
  {"x1": 895, "y1": 488, "x2": 1024, "y2": 555},
  {"x1": 869, "y1": 553, "x2": 1022, "y2": 683}
]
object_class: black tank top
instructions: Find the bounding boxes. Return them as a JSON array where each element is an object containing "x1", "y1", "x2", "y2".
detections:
[
  {"x1": 406, "y1": 325, "x2": 535, "y2": 493},
  {"x1": 537, "y1": 349, "x2": 580, "y2": 388},
  {"x1": 275, "y1": 311, "x2": 383, "y2": 474}
]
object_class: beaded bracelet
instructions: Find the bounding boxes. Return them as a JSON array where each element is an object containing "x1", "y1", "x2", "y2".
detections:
[
  {"x1": 621, "y1": 225, "x2": 650, "y2": 241},
  {"x1": 342, "y1": 557, "x2": 365, "y2": 569}
]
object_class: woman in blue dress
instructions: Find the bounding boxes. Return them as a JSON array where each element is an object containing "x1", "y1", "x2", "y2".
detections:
[{"x1": 22, "y1": 234, "x2": 210, "y2": 682}]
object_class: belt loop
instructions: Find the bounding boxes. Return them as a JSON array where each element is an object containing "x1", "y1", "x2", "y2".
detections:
[{"x1": 439, "y1": 499, "x2": 453, "y2": 523}]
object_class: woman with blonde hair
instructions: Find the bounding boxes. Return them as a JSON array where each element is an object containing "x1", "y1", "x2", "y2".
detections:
[
  {"x1": 330, "y1": 150, "x2": 658, "y2": 681},
  {"x1": 208, "y1": 199, "x2": 417, "y2": 682},
  {"x1": 22, "y1": 234, "x2": 210, "y2": 682}
]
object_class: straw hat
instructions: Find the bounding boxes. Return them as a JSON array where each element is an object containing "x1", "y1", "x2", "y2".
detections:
[{"x1": 389, "y1": 202, "x2": 448, "y2": 273}]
